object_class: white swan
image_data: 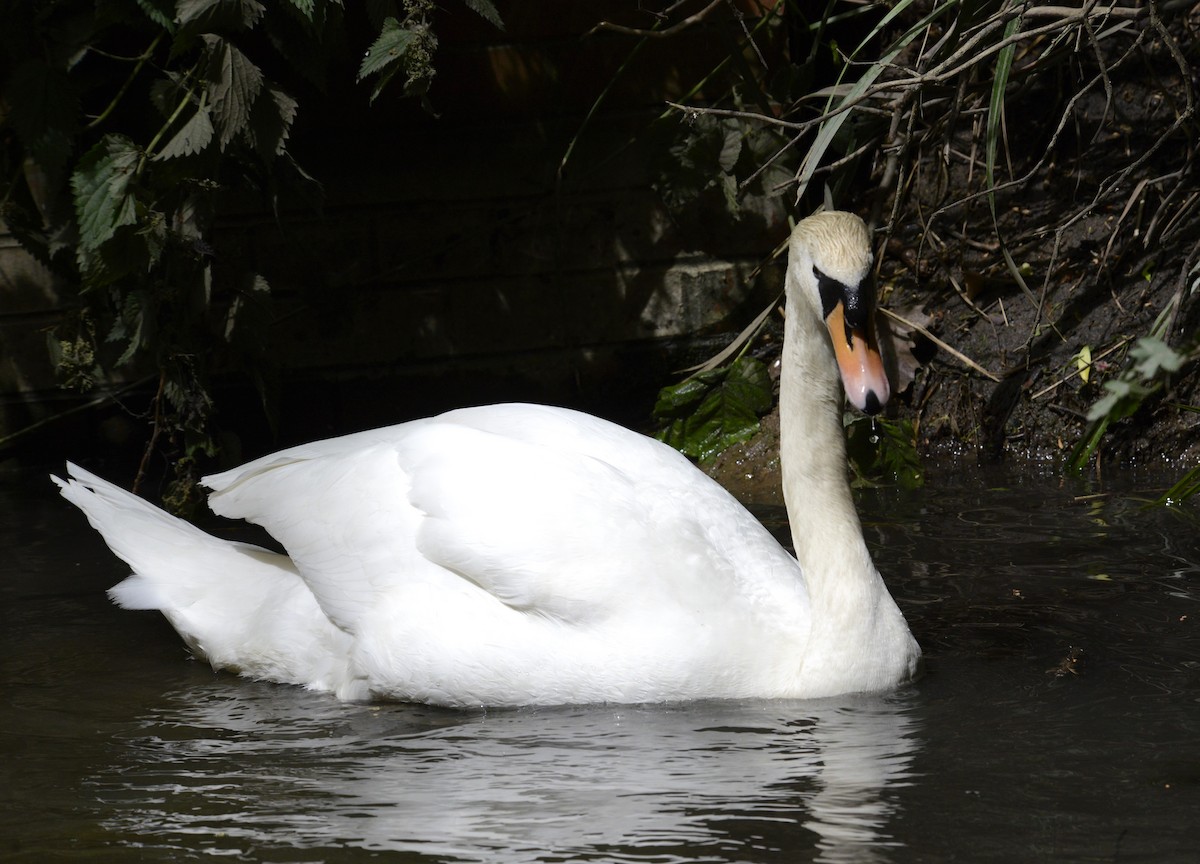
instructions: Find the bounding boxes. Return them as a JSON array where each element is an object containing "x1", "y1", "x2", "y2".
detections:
[{"x1": 55, "y1": 211, "x2": 920, "y2": 707}]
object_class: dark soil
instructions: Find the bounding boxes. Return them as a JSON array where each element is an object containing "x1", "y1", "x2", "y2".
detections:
[{"x1": 884, "y1": 12, "x2": 1200, "y2": 473}]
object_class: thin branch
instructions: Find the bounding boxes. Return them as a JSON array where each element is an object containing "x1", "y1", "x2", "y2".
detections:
[
  {"x1": 881, "y1": 308, "x2": 1001, "y2": 382},
  {"x1": 1031, "y1": 337, "x2": 1132, "y2": 399},
  {"x1": 588, "y1": 0, "x2": 724, "y2": 39},
  {"x1": 85, "y1": 32, "x2": 164, "y2": 131},
  {"x1": 133, "y1": 369, "x2": 167, "y2": 495}
]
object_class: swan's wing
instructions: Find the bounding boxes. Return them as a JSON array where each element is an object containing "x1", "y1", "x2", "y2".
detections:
[
  {"x1": 203, "y1": 406, "x2": 795, "y2": 635},
  {"x1": 403, "y1": 421, "x2": 674, "y2": 621},
  {"x1": 205, "y1": 440, "x2": 427, "y2": 632}
]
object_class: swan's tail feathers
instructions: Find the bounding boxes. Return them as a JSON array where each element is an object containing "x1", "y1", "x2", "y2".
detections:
[
  {"x1": 53, "y1": 462, "x2": 221, "y2": 611},
  {"x1": 53, "y1": 463, "x2": 361, "y2": 697}
]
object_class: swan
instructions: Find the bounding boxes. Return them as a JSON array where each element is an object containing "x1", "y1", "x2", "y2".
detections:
[{"x1": 54, "y1": 210, "x2": 921, "y2": 707}]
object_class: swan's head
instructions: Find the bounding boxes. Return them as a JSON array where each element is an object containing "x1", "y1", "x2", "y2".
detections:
[{"x1": 788, "y1": 211, "x2": 890, "y2": 415}]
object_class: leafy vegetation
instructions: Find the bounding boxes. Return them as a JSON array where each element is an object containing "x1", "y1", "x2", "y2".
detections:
[
  {"x1": 0, "y1": 0, "x2": 499, "y2": 502},
  {"x1": 845, "y1": 414, "x2": 923, "y2": 489},
  {"x1": 1068, "y1": 330, "x2": 1197, "y2": 474},
  {"x1": 653, "y1": 355, "x2": 773, "y2": 462},
  {"x1": 639, "y1": 0, "x2": 1198, "y2": 496}
]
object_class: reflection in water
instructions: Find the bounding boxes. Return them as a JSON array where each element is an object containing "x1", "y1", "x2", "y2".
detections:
[
  {"x1": 90, "y1": 684, "x2": 920, "y2": 862},
  {"x1": 11, "y1": 468, "x2": 1200, "y2": 862}
]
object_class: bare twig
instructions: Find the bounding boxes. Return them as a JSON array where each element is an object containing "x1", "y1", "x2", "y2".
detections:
[
  {"x1": 588, "y1": 0, "x2": 724, "y2": 39},
  {"x1": 1031, "y1": 336, "x2": 1132, "y2": 399},
  {"x1": 881, "y1": 308, "x2": 1001, "y2": 382}
]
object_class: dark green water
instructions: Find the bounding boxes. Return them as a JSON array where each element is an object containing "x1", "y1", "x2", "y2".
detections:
[{"x1": 3, "y1": 464, "x2": 1199, "y2": 862}]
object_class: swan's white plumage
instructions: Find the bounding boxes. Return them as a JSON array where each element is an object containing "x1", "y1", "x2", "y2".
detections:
[{"x1": 55, "y1": 211, "x2": 920, "y2": 707}]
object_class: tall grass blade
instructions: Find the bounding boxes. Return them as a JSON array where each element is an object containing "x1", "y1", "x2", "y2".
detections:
[
  {"x1": 985, "y1": 12, "x2": 1021, "y2": 219},
  {"x1": 794, "y1": 0, "x2": 953, "y2": 204},
  {"x1": 1155, "y1": 463, "x2": 1200, "y2": 506}
]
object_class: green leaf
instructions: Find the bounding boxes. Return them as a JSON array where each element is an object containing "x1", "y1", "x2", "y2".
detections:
[
  {"x1": 177, "y1": 0, "x2": 221, "y2": 24},
  {"x1": 358, "y1": 17, "x2": 416, "y2": 81},
  {"x1": 139, "y1": 210, "x2": 169, "y2": 267},
  {"x1": 845, "y1": 415, "x2": 922, "y2": 488},
  {"x1": 654, "y1": 356, "x2": 773, "y2": 461},
  {"x1": 654, "y1": 375, "x2": 712, "y2": 415},
  {"x1": 71, "y1": 135, "x2": 141, "y2": 259},
  {"x1": 460, "y1": 0, "x2": 504, "y2": 29},
  {"x1": 720, "y1": 172, "x2": 739, "y2": 217},
  {"x1": 718, "y1": 123, "x2": 742, "y2": 173},
  {"x1": 204, "y1": 36, "x2": 265, "y2": 150},
  {"x1": 1155, "y1": 462, "x2": 1200, "y2": 506},
  {"x1": 155, "y1": 104, "x2": 214, "y2": 159},
  {"x1": 1130, "y1": 336, "x2": 1183, "y2": 379},
  {"x1": 178, "y1": 0, "x2": 266, "y2": 29},
  {"x1": 286, "y1": 0, "x2": 315, "y2": 20},
  {"x1": 244, "y1": 84, "x2": 298, "y2": 158},
  {"x1": 1086, "y1": 378, "x2": 1152, "y2": 423},
  {"x1": 1065, "y1": 415, "x2": 1110, "y2": 473},
  {"x1": 110, "y1": 291, "x2": 152, "y2": 368},
  {"x1": 135, "y1": 0, "x2": 176, "y2": 30},
  {"x1": 985, "y1": 14, "x2": 1021, "y2": 218}
]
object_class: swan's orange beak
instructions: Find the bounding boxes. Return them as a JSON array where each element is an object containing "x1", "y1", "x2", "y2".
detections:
[{"x1": 825, "y1": 302, "x2": 890, "y2": 415}]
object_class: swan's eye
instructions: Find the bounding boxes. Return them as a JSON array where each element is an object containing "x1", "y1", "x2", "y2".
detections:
[
  {"x1": 814, "y1": 266, "x2": 875, "y2": 333},
  {"x1": 813, "y1": 266, "x2": 842, "y2": 320}
]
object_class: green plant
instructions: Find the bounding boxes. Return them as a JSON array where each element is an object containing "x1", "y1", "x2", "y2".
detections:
[
  {"x1": 845, "y1": 413, "x2": 923, "y2": 489},
  {"x1": 1067, "y1": 294, "x2": 1197, "y2": 474},
  {"x1": 1154, "y1": 446, "x2": 1200, "y2": 506},
  {"x1": 1, "y1": 0, "x2": 499, "y2": 496},
  {"x1": 653, "y1": 355, "x2": 774, "y2": 462}
]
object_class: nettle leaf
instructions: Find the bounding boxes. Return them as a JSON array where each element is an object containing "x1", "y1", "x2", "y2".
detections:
[
  {"x1": 178, "y1": 0, "x2": 266, "y2": 29},
  {"x1": 286, "y1": 0, "x2": 315, "y2": 20},
  {"x1": 72, "y1": 135, "x2": 141, "y2": 259},
  {"x1": 718, "y1": 122, "x2": 742, "y2": 173},
  {"x1": 654, "y1": 356, "x2": 773, "y2": 461},
  {"x1": 358, "y1": 17, "x2": 416, "y2": 81},
  {"x1": 156, "y1": 104, "x2": 215, "y2": 159},
  {"x1": 135, "y1": 0, "x2": 176, "y2": 30},
  {"x1": 204, "y1": 36, "x2": 265, "y2": 150},
  {"x1": 139, "y1": 210, "x2": 169, "y2": 268},
  {"x1": 110, "y1": 290, "x2": 153, "y2": 368},
  {"x1": 177, "y1": 0, "x2": 221, "y2": 24},
  {"x1": 460, "y1": 0, "x2": 504, "y2": 29},
  {"x1": 244, "y1": 84, "x2": 298, "y2": 158},
  {"x1": 149, "y1": 74, "x2": 187, "y2": 117}
]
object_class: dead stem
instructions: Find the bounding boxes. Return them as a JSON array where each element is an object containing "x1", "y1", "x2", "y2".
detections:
[{"x1": 133, "y1": 369, "x2": 167, "y2": 496}]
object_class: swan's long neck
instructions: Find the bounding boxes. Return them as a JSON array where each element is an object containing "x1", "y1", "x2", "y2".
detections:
[
  {"x1": 779, "y1": 275, "x2": 911, "y2": 692},
  {"x1": 778, "y1": 285, "x2": 874, "y2": 594}
]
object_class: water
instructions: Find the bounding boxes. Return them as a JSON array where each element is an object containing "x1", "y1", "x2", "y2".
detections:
[{"x1": 3, "y1": 465, "x2": 1200, "y2": 862}]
